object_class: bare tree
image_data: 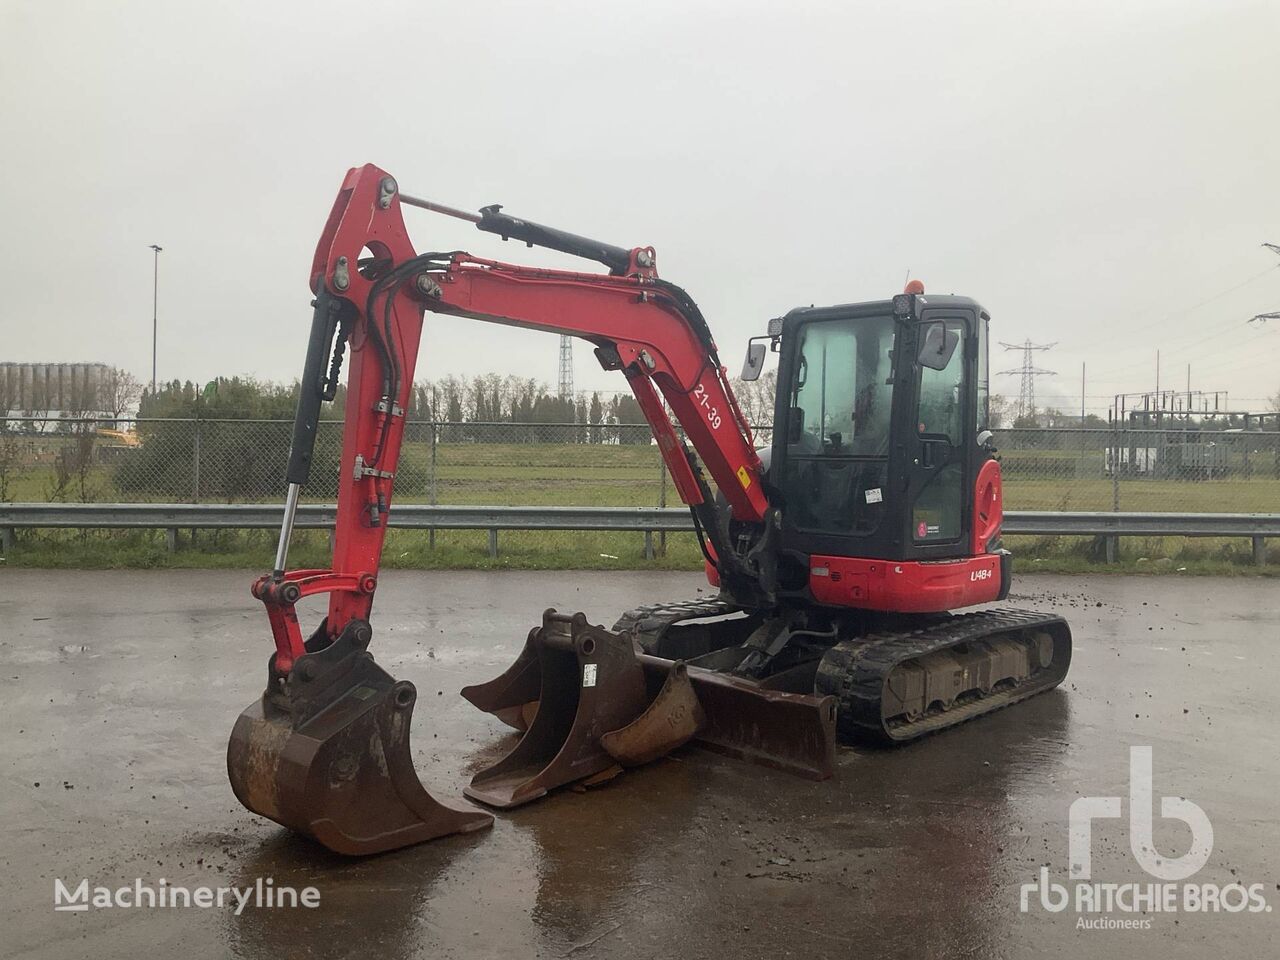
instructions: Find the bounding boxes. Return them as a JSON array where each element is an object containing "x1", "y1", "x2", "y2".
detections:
[
  {"x1": 729, "y1": 368, "x2": 778, "y2": 429},
  {"x1": 50, "y1": 378, "x2": 99, "y2": 502},
  {"x1": 23, "y1": 376, "x2": 52, "y2": 435},
  {"x1": 100, "y1": 366, "x2": 142, "y2": 420},
  {"x1": 0, "y1": 373, "x2": 21, "y2": 501},
  {"x1": 989, "y1": 394, "x2": 1013, "y2": 429}
]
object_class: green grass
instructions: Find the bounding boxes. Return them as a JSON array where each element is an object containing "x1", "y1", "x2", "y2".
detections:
[
  {"x1": 3, "y1": 440, "x2": 1277, "y2": 575},
  {"x1": 1001, "y1": 477, "x2": 1280, "y2": 513},
  {"x1": 2, "y1": 528, "x2": 1274, "y2": 577},
  {"x1": 1003, "y1": 534, "x2": 1279, "y2": 577},
  {"x1": 0, "y1": 528, "x2": 708, "y2": 571},
  {"x1": 4, "y1": 442, "x2": 670, "y2": 505}
]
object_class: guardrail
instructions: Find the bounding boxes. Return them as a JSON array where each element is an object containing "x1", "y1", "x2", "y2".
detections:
[
  {"x1": 0, "y1": 503, "x2": 1275, "y2": 565},
  {"x1": 0, "y1": 504, "x2": 1274, "y2": 563},
  {"x1": 0, "y1": 503, "x2": 694, "y2": 561}
]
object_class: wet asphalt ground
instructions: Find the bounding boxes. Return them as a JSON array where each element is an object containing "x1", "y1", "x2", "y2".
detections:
[{"x1": 1, "y1": 569, "x2": 1277, "y2": 959}]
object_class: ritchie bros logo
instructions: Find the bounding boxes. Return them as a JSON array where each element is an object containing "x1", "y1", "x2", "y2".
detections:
[{"x1": 1021, "y1": 746, "x2": 1270, "y2": 930}]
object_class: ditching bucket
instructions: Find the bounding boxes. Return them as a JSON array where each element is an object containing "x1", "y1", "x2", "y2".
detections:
[
  {"x1": 228, "y1": 619, "x2": 493, "y2": 855},
  {"x1": 460, "y1": 627, "x2": 543, "y2": 733},
  {"x1": 464, "y1": 610, "x2": 703, "y2": 809}
]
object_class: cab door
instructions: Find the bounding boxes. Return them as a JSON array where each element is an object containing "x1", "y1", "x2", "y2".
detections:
[{"x1": 905, "y1": 313, "x2": 973, "y2": 557}]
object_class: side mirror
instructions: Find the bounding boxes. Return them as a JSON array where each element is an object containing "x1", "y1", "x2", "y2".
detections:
[
  {"x1": 741, "y1": 342, "x2": 767, "y2": 381},
  {"x1": 917, "y1": 322, "x2": 959, "y2": 371}
]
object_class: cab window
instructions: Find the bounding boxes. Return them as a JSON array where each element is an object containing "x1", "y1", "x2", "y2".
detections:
[
  {"x1": 916, "y1": 320, "x2": 965, "y2": 443},
  {"x1": 788, "y1": 316, "x2": 895, "y2": 457}
]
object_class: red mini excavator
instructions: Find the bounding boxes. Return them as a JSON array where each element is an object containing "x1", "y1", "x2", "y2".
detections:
[{"x1": 228, "y1": 165, "x2": 1071, "y2": 855}]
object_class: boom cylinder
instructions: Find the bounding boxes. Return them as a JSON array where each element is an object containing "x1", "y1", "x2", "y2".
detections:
[
  {"x1": 397, "y1": 191, "x2": 633, "y2": 274},
  {"x1": 475, "y1": 205, "x2": 633, "y2": 274}
]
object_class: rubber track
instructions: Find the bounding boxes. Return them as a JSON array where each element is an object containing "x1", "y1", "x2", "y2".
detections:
[
  {"x1": 611, "y1": 597, "x2": 743, "y2": 652},
  {"x1": 814, "y1": 607, "x2": 1072, "y2": 745}
]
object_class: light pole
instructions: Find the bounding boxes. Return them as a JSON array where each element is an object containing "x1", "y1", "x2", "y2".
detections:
[{"x1": 150, "y1": 244, "x2": 163, "y2": 392}]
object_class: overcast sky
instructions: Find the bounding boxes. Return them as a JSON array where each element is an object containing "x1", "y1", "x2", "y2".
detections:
[{"x1": 2, "y1": 0, "x2": 1277, "y2": 415}]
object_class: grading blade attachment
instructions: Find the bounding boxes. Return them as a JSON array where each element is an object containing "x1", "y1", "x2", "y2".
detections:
[{"x1": 228, "y1": 619, "x2": 493, "y2": 855}]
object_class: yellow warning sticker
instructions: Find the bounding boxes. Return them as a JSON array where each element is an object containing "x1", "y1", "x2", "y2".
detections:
[{"x1": 737, "y1": 466, "x2": 752, "y2": 489}]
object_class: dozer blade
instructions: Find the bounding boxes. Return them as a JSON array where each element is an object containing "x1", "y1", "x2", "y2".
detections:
[
  {"x1": 464, "y1": 610, "x2": 654, "y2": 809},
  {"x1": 637, "y1": 654, "x2": 837, "y2": 780},
  {"x1": 228, "y1": 619, "x2": 493, "y2": 855}
]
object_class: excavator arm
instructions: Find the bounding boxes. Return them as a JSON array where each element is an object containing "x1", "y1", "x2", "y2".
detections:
[{"x1": 260, "y1": 163, "x2": 773, "y2": 676}]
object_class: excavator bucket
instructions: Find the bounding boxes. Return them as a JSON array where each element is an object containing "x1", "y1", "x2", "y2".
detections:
[
  {"x1": 228, "y1": 619, "x2": 493, "y2": 855},
  {"x1": 460, "y1": 627, "x2": 543, "y2": 733},
  {"x1": 464, "y1": 610, "x2": 703, "y2": 809},
  {"x1": 463, "y1": 610, "x2": 838, "y2": 795},
  {"x1": 601, "y1": 662, "x2": 705, "y2": 766}
]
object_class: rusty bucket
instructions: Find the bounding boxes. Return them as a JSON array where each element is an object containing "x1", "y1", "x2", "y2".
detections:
[
  {"x1": 228, "y1": 619, "x2": 493, "y2": 855},
  {"x1": 464, "y1": 610, "x2": 703, "y2": 809},
  {"x1": 460, "y1": 626, "x2": 543, "y2": 733},
  {"x1": 601, "y1": 662, "x2": 705, "y2": 767}
]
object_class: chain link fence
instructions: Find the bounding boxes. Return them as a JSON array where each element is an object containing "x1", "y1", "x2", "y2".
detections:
[
  {"x1": 1, "y1": 417, "x2": 1277, "y2": 513},
  {"x1": 994, "y1": 427, "x2": 1280, "y2": 513}
]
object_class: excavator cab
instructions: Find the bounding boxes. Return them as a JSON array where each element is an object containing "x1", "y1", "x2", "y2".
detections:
[{"x1": 769, "y1": 294, "x2": 997, "y2": 580}]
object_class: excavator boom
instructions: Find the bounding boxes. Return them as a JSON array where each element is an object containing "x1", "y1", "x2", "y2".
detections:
[{"x1": 274, "y1": 164, "x2": 773, "y2": 669}]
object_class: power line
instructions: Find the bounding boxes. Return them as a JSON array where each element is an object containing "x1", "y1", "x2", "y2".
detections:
[
  {"x1": 1124, "y1": 261, "x2": 1280, "y2": 336},
  {"x1": 1252, "y1": 243, "x2": 1280, "y2": 324}
]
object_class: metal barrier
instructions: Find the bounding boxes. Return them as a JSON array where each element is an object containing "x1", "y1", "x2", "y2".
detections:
[{"x1": 1, "y1": 503, "x2": 1275, "y2": 565}]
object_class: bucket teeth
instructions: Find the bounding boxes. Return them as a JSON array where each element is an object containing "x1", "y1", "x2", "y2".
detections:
[
  {"x1": 228, "y1": 619, "x2": 493, "y2": 855},
  {"x1": 464, "y1": 610, "x2": 657, "y2": 809}
]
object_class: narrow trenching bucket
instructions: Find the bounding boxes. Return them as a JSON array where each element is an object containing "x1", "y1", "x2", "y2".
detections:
[
  {"x1": 460, "y1": 627, "x2": 543, "y2": 733},
  {"x1": 228, "y1": 619, "x2": 493, "y2": 855},
  {"x1": 463, "y1": 610, "x2": 704, "y2": 809}
]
